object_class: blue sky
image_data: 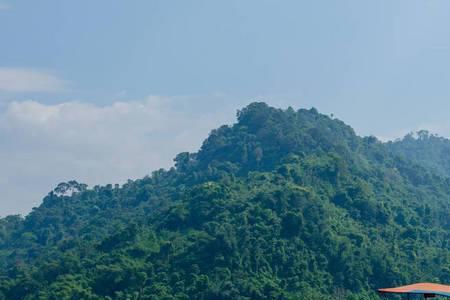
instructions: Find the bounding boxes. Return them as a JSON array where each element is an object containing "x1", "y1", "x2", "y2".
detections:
[{"x1": 2, "y1": 0, "x2": 450, "y2": 215}]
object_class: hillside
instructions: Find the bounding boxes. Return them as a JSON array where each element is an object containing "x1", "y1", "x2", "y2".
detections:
[
  {"x1": 388, "y1": 130, "x2": 450, "y2": 178},
  {"x1": 2, "y1": 102, "x2": 450, "y2": 300}
]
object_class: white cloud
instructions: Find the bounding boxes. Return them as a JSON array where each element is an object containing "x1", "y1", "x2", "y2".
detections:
[
  {"x1": 0, "y1": 96, "x2": 236, "y2": 216},
  {"x1": 0, "y1": 68, "x2": 67, "y2": 92}
]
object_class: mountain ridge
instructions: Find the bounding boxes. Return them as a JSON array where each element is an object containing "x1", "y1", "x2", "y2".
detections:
[
  {"x1": 2, "y1": 102, "x2": 450, "y2": 300},
  {"x1": 388, "y1": 130, "x2": 450, "y2": 178}
]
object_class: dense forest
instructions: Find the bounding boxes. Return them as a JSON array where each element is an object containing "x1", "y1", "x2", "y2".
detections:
[
  {"x1": 388, "y1": 130, "x2": 450, "y2": 178},
  {"x1": 2, "y1": 102, "x2": 450, "y2": 299}
]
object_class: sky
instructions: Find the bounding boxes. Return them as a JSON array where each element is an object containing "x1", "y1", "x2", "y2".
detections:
[{"x1": 2, "y1": 0, "x2": 450, "y2": 216}]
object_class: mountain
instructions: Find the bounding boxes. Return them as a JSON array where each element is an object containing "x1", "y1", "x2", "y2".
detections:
[
  {"x1": 388, "y1": 130, "x2": 450, "y2": 178},
  {"x1": 2, "y1": 102, "x2": 450, "y2": 300}
]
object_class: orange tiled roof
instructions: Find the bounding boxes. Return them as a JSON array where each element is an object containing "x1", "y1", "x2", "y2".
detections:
[{"x1": 378, "y1": 283, "x2": 450, "y2": 297}]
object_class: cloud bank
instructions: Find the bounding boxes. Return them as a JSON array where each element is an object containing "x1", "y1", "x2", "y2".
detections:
[
  {"x1": 0, "y1": 96, "x2": 235, "y2": 216},
  {"x1": 0, "y1": 68, "x2": 67, "y2": 93}
]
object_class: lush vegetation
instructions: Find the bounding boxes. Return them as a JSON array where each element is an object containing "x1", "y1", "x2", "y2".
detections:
[
  {"x1": 2, "y1": 103, "x2": 450, "y2": 299},
  {"x1": 388, "y1": 130, "x2": 450, "y2": 178}
]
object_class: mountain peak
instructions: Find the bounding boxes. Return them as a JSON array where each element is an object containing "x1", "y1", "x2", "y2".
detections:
[{"x1": 194, "y1": 102, "x2": 358, "y2": 174}]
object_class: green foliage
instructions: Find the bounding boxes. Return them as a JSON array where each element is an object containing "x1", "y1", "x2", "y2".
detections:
[
  {"x1": 2, "y1": 103, "x2": 450, "y2": 299},
  {"x1": 388, "y1": 130, "x2": 450, "y2": 178}
]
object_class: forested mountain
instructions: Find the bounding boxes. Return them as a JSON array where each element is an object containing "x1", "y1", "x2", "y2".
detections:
[
  {"x1": 2, "y1": 102, "x2": 450, "y2": 299},
  {"x1": 388, "y1": 130, "x2": 450, "y2": 178}
]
